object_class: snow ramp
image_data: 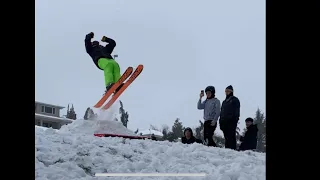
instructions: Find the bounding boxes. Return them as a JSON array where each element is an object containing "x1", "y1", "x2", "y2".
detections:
[
  {"x1": 35, "y1": 120, "x2": 265, "y2": 180},
  {"x1": 58, "y1": 119, "x2": 139, "y2": 136}
]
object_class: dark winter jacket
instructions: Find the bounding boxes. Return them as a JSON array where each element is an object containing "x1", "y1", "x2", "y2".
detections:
[
  {"x1": 219, "y1": 95, "x2": 240, "y2": 122},
  {"x1": 181, "y1": 128, "x2": 203, "y2": 144},
  {"x1": 239, "y1": 124, "x2": 258, "y2": 151},
  {"x1": 84, "y1": 34, "x2": 116, "y2": 70}
]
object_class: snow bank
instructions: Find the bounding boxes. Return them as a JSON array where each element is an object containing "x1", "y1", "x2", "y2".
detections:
[
  {"x1": 58, "y1": 119, "x2": 137, "y2": 136},
  {"x1": 35, "y1": 119, "x2": 265, "y2": 180}
]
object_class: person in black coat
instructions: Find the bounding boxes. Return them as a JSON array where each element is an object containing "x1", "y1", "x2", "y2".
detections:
[
  {"x1": 181, "y1": 127, "x2": 203, "y2": 144},
  {"x1": 239, "y1": 118, "x2": 258, "y2": 151},
  {"x1": 219, "y1": 85, "x2": 240, "y2": 150}
]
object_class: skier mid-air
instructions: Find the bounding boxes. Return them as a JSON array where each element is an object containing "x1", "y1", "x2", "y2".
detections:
[{"x1": 84, "y1": 32, "x2": 123, "y2": 93}]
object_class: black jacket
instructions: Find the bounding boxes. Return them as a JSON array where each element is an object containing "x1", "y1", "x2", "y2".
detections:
[
  {"x1": 84, "y1": 34, "x2": 116, "y2": 70},
  {"x1": 181, "y1": 137, "x2": 203, "y2": 144},
  {"x1": 220, "y1": 95, "x2": 240, "y2": 121},
  {"x1": 239, "y1": 124, "x2": 258, "y2": 151}
]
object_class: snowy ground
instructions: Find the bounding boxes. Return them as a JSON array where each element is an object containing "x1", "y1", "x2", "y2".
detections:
[{"x1": 35, "y1": 119, "x2": 265, "y2": 180}]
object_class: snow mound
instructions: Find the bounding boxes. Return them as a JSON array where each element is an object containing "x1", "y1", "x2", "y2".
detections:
[
  {"x1": 36, "y1": 125, "x2": 266, "y2": 180},
  {"x1": 58, "y1": 119, "x2": 137, "y2": 136}
]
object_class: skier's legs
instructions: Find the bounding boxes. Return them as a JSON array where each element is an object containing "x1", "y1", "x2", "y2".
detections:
[
  {"x1": 98, "y1": 58, "x2": 115, "y2": 87},
  {"x1": 111, "y1": 60, "x2": 121, "y2": 82}
]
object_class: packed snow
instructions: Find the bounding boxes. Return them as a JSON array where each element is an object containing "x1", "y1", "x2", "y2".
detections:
[{"x1": 35, "y1": 117, "x2": 265, "y2": 180}]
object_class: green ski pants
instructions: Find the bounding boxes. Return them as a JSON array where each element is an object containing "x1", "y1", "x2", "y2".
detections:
[{"x1": 98, "y1": 58, "x2": 121, "y2": 86}]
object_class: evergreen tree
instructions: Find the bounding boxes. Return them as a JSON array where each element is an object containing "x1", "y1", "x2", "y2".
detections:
[
  {"x1": 161, "y1": 125, "x2": 169, "y2": 141},
  {"x1": 119, "y1": 101, "x2": 129, "y2": 127},
  {"x1": 254, "y1": 108, "x2": 266, "y2": 152},
  {"x1": 66, "y1": 104, "x2": 77, "y2": 120},
  {"x1": 166, "y1": 131, "x2": 176, "y2": 142},
  {"x1": 150, "y1": 125, "x2": 159, "y2": 131},
  {"x1": 236, "y1": 121, "x2": 241, "y2": 149},
  {"x1": 236, "y1": 121, "x2": 241, "y2": 139},
  {"x1": 194, "y1": 120, "x2": 204, "y2": 140},
  {"x1": 170, "y1": 118, "x2": 184, "y2": 141},
  {"x1": 134, "y1": 128, "x2": 139, "y2": 134}
]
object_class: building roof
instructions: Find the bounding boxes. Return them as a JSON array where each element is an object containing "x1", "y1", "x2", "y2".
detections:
[
  {"x1": 35, "y1": 113, "x2": 73, "y2": 123},
  {"x1": 35, "y1": 101, "x2": 65, "y2": 109}
]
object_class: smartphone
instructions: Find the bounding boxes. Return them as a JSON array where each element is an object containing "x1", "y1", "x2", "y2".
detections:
[{"x1": 201, "y1": 90, "x2": 204, "y2": 95}]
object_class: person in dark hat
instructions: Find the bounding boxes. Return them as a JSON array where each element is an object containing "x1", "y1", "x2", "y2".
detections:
[
  {"x1": 239, "y1": 118, "x2": 258, "y2": 151},
  {"x1": 181, "y1": 127, "x2": 203, "y2": 144},
  {"x1": 219, "y1": 85, "x2": 241, "y2": 150}
]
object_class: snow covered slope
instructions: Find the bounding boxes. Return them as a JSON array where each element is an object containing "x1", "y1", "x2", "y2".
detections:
[
  {"x1": 35, "y1": 120, "x2": 265, "y2": 180},
  {"x1": 58, "y1": 119, "x2": 137, "y2": 136}
]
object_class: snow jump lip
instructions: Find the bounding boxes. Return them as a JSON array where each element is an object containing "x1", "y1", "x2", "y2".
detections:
[{"x1": 94, "y1": 134, "x2": 150, "y2": 140}]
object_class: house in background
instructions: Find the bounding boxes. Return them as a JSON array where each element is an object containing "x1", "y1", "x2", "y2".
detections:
[
  {"x1": 138, "y1": 129, "x2": 163, "y2": 139},
  {"x1": 35, "y1": 101, "x2": 73, "y2": 129}
]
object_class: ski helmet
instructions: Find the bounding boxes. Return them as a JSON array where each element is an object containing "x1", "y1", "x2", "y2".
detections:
[{"x1": 205, "y1": 86, "x2": 215, "y2": 94}]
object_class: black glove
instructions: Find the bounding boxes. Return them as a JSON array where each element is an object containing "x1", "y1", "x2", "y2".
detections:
[{"x1": 88, "y1": 32, "x2": 94, "y2": 38}]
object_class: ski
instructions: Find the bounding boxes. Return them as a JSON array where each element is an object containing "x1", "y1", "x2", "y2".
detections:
[
  {"x1": 93, "y1": 67, "x2": 133, "y2": 108},
  {"x1": 101, "y1": 64, "x2": 144, "y2": 110}
]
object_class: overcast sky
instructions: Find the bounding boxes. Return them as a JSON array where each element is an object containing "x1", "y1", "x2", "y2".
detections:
[{"x1": 35, "y1": 0, "x2": 265, "y2": 135}]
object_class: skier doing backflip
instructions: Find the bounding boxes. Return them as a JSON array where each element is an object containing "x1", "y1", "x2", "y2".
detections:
[{"x1": 84, "y1": 32, "x2": 123, "y2": 93}]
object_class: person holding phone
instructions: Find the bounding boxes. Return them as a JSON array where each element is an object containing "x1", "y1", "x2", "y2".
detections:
[{"x1": 197, "y1": 86, "x2": 221, "y2": 147}]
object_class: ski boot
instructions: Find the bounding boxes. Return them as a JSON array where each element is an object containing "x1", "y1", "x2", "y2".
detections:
[
  {"x1": 103, "y1": 83, "x2": 115, "y2": 95},
  {"x1": 114, "y1": 83, "x2": 124, "y2": 94}
]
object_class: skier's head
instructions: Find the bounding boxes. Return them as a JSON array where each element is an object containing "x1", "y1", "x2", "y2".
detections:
[
  {"x1": 92, "y1": 41, "x2": 100, "y2": 47},
  {"x1": 225, "y1": 85, "x2": 234, "y2": 97},
  {"x1": 205, "y1": 86, "x2": 215, "y2": 99},
  {"x1": 245, "y1": 117, "x2": 254, "y2": 127},
  {"x1": 184, "y1": 127, "x2": 193, "y2": 139}
]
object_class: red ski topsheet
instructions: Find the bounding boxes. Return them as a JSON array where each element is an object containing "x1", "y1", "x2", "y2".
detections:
[
  {"x1": 102, "y1": 64, "x2": 143, "y2": 110},
  {"x1": 93, "y1": 67, "x2": 133, "y2": 108}
]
